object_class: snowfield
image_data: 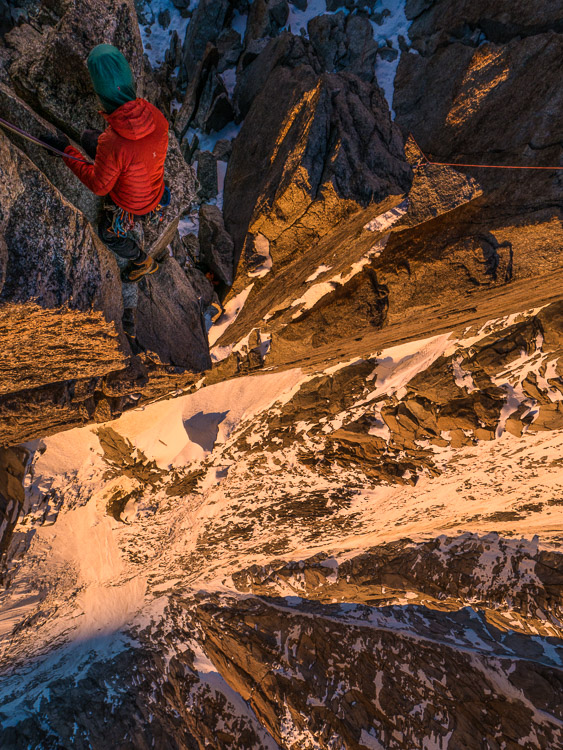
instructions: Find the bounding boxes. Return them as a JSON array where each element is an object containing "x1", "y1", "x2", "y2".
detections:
[
  {"x1": 1, "y1": 309, "x2": 562, "y2": 744},
  {"x1": 2, "y1": 313, "x2": 562, "y2": 661}
]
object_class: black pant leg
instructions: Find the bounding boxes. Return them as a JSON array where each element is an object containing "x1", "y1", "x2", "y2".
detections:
[{"x1": 98, "y1": 210, "x2": 145, "y2": 261}]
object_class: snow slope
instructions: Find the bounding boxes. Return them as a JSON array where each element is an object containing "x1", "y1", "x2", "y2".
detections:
[{"x1": 1, "y1": 307, "x2": 562, "y2": 747}]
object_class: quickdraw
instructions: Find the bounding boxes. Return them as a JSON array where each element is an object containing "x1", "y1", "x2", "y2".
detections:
[
  {"x1": 110, "y1": 207, "x2": 136, "y2": 238},
  {"x1": 108, "y1": 186, "x2": 171, "y2": 237}
]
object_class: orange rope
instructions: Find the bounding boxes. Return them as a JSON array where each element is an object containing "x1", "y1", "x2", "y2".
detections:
[{"x1": 410, "y1": 134, "x2": 563, "y2": 171}]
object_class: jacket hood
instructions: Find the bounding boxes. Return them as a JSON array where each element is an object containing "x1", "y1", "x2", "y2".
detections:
[
  {"x1": 104, "y1": 99, "x2": 156, "y2": 141},
  {"x1": 87, "y1": 44, "x2": 136, "y2": 114}
]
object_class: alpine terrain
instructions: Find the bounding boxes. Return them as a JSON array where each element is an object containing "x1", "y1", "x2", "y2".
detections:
[{"x1": 0, "y1": 0, "x2": 562, "y2": 748}]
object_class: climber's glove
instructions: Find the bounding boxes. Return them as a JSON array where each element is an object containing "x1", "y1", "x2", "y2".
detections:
[{"x1": 41, "y1": 132, "x2": 71, "y2": 155}]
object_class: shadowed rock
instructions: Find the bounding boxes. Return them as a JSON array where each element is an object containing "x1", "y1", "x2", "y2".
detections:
[
  {"x1": 6, "y1": 0, "x2": 145, "y2": 139},
  {"x1": 136, "y1": 257, "x2": 211, "y2": 371},
  {"x1": 198, "y1": 204, "x2": 235, "y2": 287}
]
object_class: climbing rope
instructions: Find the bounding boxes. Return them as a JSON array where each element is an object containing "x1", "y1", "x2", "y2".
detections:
[
  {"x1": 0, "y1": 116, "x2": 91, "y2": 164},
  {"x1": 411, "y1": 134, "x2": 563, "y2": 171}
]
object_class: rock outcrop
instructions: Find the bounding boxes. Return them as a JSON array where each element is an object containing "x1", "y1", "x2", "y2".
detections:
[
  {"x1": 0, "y1": 1, "x2": 562, "y2": 748},
  {"x1": 6, "y1": 0, "x2": 145, "y2": 138},
  {"x1": 0, "y1": 0, "x2": 211, "y2": 445}
]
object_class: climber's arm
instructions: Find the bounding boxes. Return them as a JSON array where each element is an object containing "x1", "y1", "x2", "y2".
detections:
[{"x1": 64, "y1": 132, "x2": 121, "y2": 196}]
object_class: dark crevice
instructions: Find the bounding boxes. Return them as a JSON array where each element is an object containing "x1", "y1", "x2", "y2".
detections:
[
  {"x1": 412, "y1": 19, "x2": 563, "y2": 57},
  {"x1": 528, "y1": 140, "x2": 563, "y2": 152}
]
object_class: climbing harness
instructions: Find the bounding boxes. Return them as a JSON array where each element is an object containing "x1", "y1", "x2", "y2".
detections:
[
  {"x1": 411, "y1": 135, "x2": 563, "y2": 171},
  {"x1": 0, "y1": 116, "x2": 91, "y2": 164},
  {"x1": 107, "y1": 186, "x2": 170, "y2": 240}
]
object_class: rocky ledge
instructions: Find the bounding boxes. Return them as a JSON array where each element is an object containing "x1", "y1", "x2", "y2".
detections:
[{"x1": 0, "y1": 1, "x2": 562, "y2": 748}]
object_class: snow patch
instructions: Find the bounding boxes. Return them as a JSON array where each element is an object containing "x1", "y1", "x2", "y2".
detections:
[
  {"x1": 359, "y1": 729, "x2": 386, "y2": 750},
  {"x1": 139, "y1": 0, "x2": 193, "y2": 68},
  {"x1": 208, "y1": 284, "x2": 254, "y2": 347},
  {"x1": 185, "y1": 121, "x2": 242, "y2": 154},
  {"x1": 110, "y1": 369, "x2": 305, "y2": 468},
  {"x1": 248, "y1": 234, "x2": 273, "y2": 278},
  {"x1": 306, "y1": 265, "x2": 333, "y2": 282},
  {"x1": 291, "y1": 240, "x2": 390, "y2": 318},
  {"x1": 371, "y1": 1, "x2": 413, "y2": 116},
  {"x1": 363, "y1": 199, "x2": 408, "y2": 232}
]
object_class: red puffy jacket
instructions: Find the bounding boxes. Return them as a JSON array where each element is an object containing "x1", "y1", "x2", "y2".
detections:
[{"x1": 64, "y1": 98, "x2": 169, "y2": 215}]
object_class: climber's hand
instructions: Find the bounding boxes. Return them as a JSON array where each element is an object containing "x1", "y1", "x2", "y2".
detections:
[{"x1": 41, "y1": 132, "x2": 71, "y2": 155}]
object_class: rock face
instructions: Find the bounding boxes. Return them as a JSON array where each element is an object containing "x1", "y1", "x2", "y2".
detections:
[
  {"x1": 135, "y1": 258, "x2": 210, "y2": 370},
  {"x1": 0, "y1": 446, "x2": 27, "y2": 562},
  {"x1": 404, "y1": 0, "x2": 563, "y2": 54},
  {"x1": 1, "y1": 0, "x2": 563, "y2": 748},
  {"x1": 0, "y1": 132, "x2": 121, "y2": 318},
  {"x1": 0, "y1": 0, "x2": 210, "y2": 445},
  {"x1": 7, "y1": 0, "x2": 145, "y2": 138},
  {"x1": 307, "y1": 12, "x2": 379, "y2": 80},
  {"x1": 181, "y1": 0, "x2": 231, "y2": 80},
  {"x1": 0, "y1": 130, "x2": 130, "y2": 445},
  {"x1": 224, "y1": 33, "x2": 411, "y2": 273},
  {"x1": 1, "y1": 301, "x2": 563, "y2": 749},
  {"x1": 198, "y1": 203, "x2": 235, "y2": 287},
  {"x1": 393, "y1": 1, "x2": 563, "y2": 319}
]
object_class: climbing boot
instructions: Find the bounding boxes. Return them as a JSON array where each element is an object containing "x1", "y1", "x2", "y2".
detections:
[{"x1": 123, "y1": 255, "x2": 158, "y2": 283}]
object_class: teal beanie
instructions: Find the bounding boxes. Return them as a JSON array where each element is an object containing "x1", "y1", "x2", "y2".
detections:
[{"x1": 87, "y1": 44, "x2": 137, "y2": 114}]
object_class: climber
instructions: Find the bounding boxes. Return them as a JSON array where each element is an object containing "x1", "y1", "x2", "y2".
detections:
[{"x1": 42, "y1": 44, "x2": 169, "y2": 283}]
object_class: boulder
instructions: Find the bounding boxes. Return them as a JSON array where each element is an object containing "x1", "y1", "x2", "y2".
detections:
[
  {"x1": 244, "y1": 0, "x2": 289, "y2": 45},
  {"x1": 175, "y1": 43, "x2": 221, "y2": 137},
  {"x1": 215, "y1": 28, "x2": 243, "y2": 72},
  {"x1": 191, "y1": 71, "x2": 233, "y2": 132},
  {"x1": 184, "y1": 264, "x2": 216, "y2": 311},
  {"x1": 527, "y1": 403, "x2": 563, "y2": 433},
  {"x1": 212, "y1": 138, "x2": 232, "y2": 161},
  {"x1": 182, "y1": 232, "x2": 200, "y2": 262},
  {"x1": 197, "y1": 151, "x2": 218, "y2": 201},
  {"x1": 5, "y1": 0, "x2": 145, "y2": 139},
  {"x1": 204, "y1": 91, "x2": 234, "y2": 132},
  {"x1": 307, "y1": 12, "x2": 379, "y2": 80},
  {"x1": 181, "y1": 0, "x2": 231, "y2": 80},
  {"x1": 198, "y1": 204, "x2": 235, "y2": 287}
]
